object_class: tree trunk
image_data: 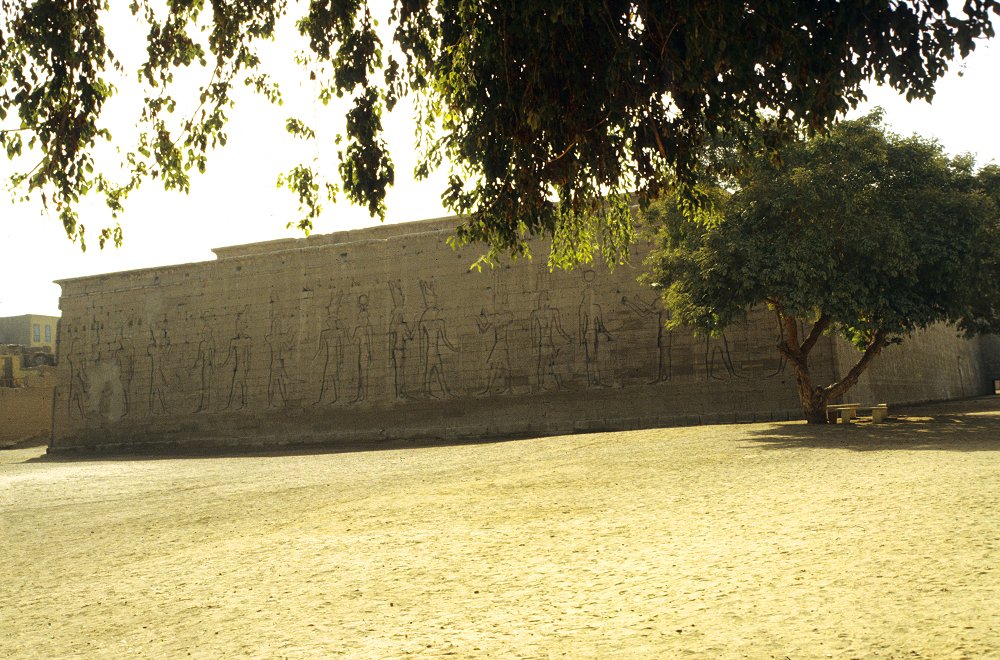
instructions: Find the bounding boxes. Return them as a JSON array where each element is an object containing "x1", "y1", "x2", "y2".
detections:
[
  {"x1": 776, "y1": 310, "x2": 889, "y2": 424},
  {"x1": 776, "y1": 311, "x2": 833, "y2": 424},
  {"x1": 790, "y1": 357, "x2": 829, "y2": 424}
]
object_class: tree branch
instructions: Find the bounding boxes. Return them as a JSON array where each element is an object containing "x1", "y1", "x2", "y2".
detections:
[
  {"x1": 776, "y1": 311, "x2": 801, "y2": 364},
  {"x1": 544, "y1": 138, "x2": 578, "y2": 168},
  {"x1": 649, "y1": 119, "x2": 668, "y2": 160},
  {"x1": 800, "y1": 313, "x2": 831, "y2": 356},
  {"x1": 824, "y1": 329, "x2": 888, "y2": 401}
]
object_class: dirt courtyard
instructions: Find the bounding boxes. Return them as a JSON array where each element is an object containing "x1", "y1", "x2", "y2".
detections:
[{"x1": 3, "y1": 398, "x2": 999, "y2": 658}]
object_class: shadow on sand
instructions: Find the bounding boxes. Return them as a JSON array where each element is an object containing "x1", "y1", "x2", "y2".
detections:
[
  {"x1": 24, "y1": 432, "x2": 542, "y2": 464},
  {"x1": 744, "y1": 396, "x2": 1000, "y2": 453}
]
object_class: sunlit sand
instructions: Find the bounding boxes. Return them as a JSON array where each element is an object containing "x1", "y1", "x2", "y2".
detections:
[{"x1": 3, "y1": 398, "x2": 999, "y2": 657}]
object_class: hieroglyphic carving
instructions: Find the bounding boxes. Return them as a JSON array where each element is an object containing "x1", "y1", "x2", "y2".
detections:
[
  {"x1": 266, "y1": 303, "x2": 296, "y2": 408},
  {"x1": 579, "y1": 270, "x2": 613, "y2": 387},
  {"x1": 622, "y1": 294, "x2": 671, "y2": 383},
  {"x1": 223, "y1": 308, "x2": 253, "y2": 410},
  {"x1": 147, "y1": 317, "x2": 171, "y2": 415},
  {"x1": 419, "y1": 279, "x2": 458, "y2": 398},
  {"x1": 387, "y1": 280, "x2": 414, "y2": 399},
  {"x1": 315, "y1": 293, "x2": 345, "y2": 405},
  {"x1": 192, "y1": 315, "x2": 216, "y2": 413},
  {"x1": 530, "y1": 291, "x2": 572, "y2": 391},
  {"x1": 349, "y1": 293, "x2": 373, "y2": 403}
]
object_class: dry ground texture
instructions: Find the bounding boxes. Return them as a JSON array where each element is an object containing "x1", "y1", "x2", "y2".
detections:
[{"x1": 3, "y1": 398, "x2": 1000, "y2": 658}]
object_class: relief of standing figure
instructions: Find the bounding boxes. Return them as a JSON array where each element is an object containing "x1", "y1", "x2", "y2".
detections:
[
  {"x1": 223, "y1": 309, "x2": 253, "y2": 410},
  {"x1": 266, "y1": 306, "x2": 296, "y2": 408},
  {"x1": 349, "y1": 293, "x2": 373, "y2": 403},
  {"x1": 387, "y1": 280, "x2": 414, "y2": 400},
  {"x1": 147, "y1": 317, "x2": 171, "y2": 415},
  {"x1": 192, "y1": 315, "x2": 216, "y2": 413},
  {"x1": 476, "y1": 291, "x2": 515, "y2": 395},
  {"x1": 315, "y1": 293, "x2": 346, "y2": 405},
  {"x1": 622, "y1": 294, "x2": 672, "y2": 383},
  {"x1": 530, "y1": 291, "x2": 571, "y2": 391},
  {"x1": 113, "y1": 324, "x2": 136, "y2": 417},
  {"x1": 418, "y1": 279, "x2": 458, "y2": 399},
  {"x1": 578, "y1": 270, "x2": 613, "y2": 387},
  {"x1": 66, "y1": 328, "x2": 89, "y2": 420}
]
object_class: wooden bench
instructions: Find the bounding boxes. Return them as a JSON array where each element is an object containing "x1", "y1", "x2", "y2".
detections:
[{"x1": 826, "y1": 403, "x2": 889, "y2": 424}]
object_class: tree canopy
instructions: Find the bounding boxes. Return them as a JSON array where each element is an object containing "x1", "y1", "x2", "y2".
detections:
[
  {"x1": 1, "y1": 1, "x2": 998, "y2": 259},
  {"x1": 644, "y1": 110, "x2": 1000, "y2": 422}
]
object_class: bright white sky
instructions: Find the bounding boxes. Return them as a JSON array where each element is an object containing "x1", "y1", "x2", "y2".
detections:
[{"x1": 2, "y1": 9, "x2": 1000, "y2": 318}]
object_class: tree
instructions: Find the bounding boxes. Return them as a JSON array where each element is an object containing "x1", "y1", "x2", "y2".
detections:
[
  {"x1": 644, "y1": 111, "x2": 1000, "y2": 423},
  {"x1": 1, "y1": 1, "x2": 998, "y2": 260}
]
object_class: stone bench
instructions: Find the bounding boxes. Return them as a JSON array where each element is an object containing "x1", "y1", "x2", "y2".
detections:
[{"x1": 826, "y1": 403, "x2": 889, "y2": 424}]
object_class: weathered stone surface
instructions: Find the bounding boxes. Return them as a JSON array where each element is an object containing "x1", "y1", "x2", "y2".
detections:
[{"x1": 50, "y1": 217, "x2": 997, "y2": 452}]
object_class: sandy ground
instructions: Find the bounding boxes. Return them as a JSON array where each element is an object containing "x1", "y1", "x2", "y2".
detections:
[{"x1": 2, "y1": 398, "x2": 1000, "y2": 659}]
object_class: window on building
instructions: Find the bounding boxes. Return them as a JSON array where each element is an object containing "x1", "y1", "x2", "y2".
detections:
[
  {"x1": 33, "y1": 324, "x2": 40, "y2": 342},
  {"x1": 45, "y1": 325, "x2": 52, "y2": 342}
]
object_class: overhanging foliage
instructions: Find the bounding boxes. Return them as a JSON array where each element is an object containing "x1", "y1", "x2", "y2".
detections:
[{"x1": 1, "y1": 1, "x2": 997, "y2": 261}]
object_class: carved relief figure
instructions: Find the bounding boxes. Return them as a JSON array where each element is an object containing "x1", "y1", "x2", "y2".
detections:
[
  {"x1": 66, "y1": 327, "x2": 88, "y2": 420},
  {"x1": 266, "y1": 305, "x2": 296, "y2": 408},
  {"x1": 530, "y1": 291, "x2": 572, "y2": 391},
  {"x1": 223, "y1": 308, "x2": 254, "y2": 410},
  {"x1": 349, "y1": 293, "x2": 374, "y2": 403},
  {"x1": 622, "y1": 294, "x2": 672, "y2": 383},
  {"x1": 90, "y1": 313, "x2": 122, "y2": 419},
  {"x1": 476, "y1": 291, "x2": 515, "y2": 395},
  {"x1": 578, "y1": 270, "x2": 613, "y2": 387},
  {"x1": 113, "y1": 323, "x2": 136, "y2": 417},
  {"x1": 315, "y1": 293, "x2": 346, "y2": 405},
  {"x1": 707, "y1": 314, "x2": 786, "y2": 380},
  {"x1": 147, "y1": 317, "x2": 171, "y2": 415},
  {"x1": 192, "y1": 315, "x2": 216, "y2": 413},
  {"x1": 706, "y1": 334, "x2": 739, "y2": 380},
  {"x1": 418, "y1": 279, "x2": 458, "y2": 398},
  {"x1": 387, "y1": 280, "x2": 414, "y2": 399},
  {"x1": 90, "y1": 315, "x2": 104, "y2": 360}
]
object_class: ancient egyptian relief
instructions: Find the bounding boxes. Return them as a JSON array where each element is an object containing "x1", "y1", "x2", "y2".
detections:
[
  {"x1": 622, "y1": 293, "x2": 672, "y2": 383},
  {"x1": 266, "y1": 300, "x2": 296, "y2": 408},
  {"x1": 147, "y1": 316, "x2": 171, "y2": 415},
  {"x1": 192, "y1": 314, "x2": 216, "y2": 413},
  {"x1": 314, "y1": 292, "x2": 346, "y2": 405},
  {"x1": 418, "y1": 279, "x2": 458, "y2": 399},
  {"x1": 578, "y1": 270, "x2": 614, "y2": 387},
  {"x1": 223, "y1": 307, "x2": 253, "y2": 410},
  {"x1": 530, "y1": 291, "x2": 571, "y2": 391},
  {"x1": 348, "y1": 293, "x2": 373, "y2": 403},
  {"x1": 52, "y1": 218, "x2": 863, "y2": 455},
  {"x1": 387, "y1": 280, "x2": 414, "y2": 400},
  {"x1": 476, "y1": 270, "x2": 515, "y2": 395}
]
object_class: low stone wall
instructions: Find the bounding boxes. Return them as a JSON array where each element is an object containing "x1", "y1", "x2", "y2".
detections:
[
  {"x1": 1, "y1": 379, "x2": 54, "y2": 448},
  {"x1": 49, "y1": 218, "x2": 996, "y2": 453}
]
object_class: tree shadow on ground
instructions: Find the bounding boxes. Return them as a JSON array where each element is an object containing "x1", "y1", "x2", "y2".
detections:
[
  {"x1": 23, "y1": 432, "x2": 544, "y2": 464},
  {"x1": 744, "y1": 410, "x2": 1000, "y2": 453}
]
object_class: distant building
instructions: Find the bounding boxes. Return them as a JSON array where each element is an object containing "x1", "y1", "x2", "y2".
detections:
[{"x1": 0, "y1": 314, "x2": 59, "y2": 352}]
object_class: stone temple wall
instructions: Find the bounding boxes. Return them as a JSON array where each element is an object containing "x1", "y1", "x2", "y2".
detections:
[
  {"x1": 836, "y1": 324, "x2": 997, "y2": 406},
  {"x1": 49, "y1": 217, "x2": 996, "y2": 452}
]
